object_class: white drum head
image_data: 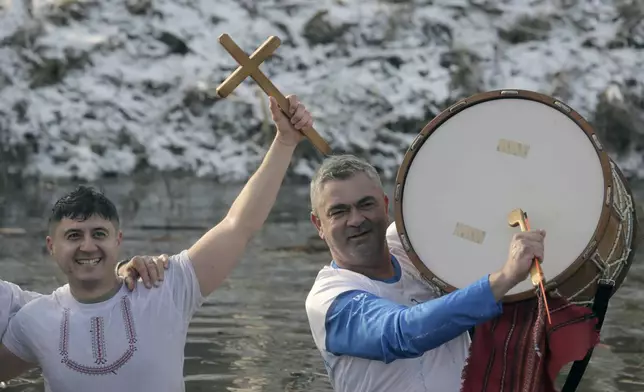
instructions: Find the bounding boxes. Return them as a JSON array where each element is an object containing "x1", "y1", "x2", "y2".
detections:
[{"x1": 397, "y1": 94, "x2": 609, "y2": 297}]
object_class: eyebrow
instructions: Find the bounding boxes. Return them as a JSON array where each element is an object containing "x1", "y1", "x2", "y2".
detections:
[
  {"x1": 327, "y1": 196, "x2": 377, "y2": 214},
  {"x1": 63, "y1": 227, "x2": 109, "y2": 235}
]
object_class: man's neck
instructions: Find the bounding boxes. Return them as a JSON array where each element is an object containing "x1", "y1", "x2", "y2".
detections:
[
  {"x1": 335, "y1": 251, "x2": 395, "y2": 281},
  {"x1": 70, "y1": 277, "x2": 123, "y2": 304}
]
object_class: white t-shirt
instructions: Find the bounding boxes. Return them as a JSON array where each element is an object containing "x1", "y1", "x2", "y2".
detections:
[
  {"x1": 305, "y1": 222, "x2": 504, "y2": 392},
  {"x1": 0, "y1": 281, "x2": 42, "y2": 339},
  {"x1": 2, "y1": 250, "x2": 204, "y2": 392}
]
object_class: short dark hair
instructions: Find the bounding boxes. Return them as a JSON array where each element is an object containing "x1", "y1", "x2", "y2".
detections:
[{"x1": 48, "y1": 185, "x2": 120, "y2": 231}]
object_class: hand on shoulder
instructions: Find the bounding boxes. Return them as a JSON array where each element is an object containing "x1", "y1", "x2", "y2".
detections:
[{"x1": 116, "y1": 254, "x2": 170, "y2": 290}]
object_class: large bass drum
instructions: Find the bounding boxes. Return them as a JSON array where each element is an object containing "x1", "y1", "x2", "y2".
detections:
[{"x1": 393, "y1": 89, "x2": 638, "y2": 304}]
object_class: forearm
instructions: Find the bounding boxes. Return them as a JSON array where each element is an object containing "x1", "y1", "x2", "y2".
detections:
[
  {"x1": 224, "y1": 136, "x2": 296, "y2": 234},
  {"x1": 0, "y1": 345, "x2": 34, "y2": 382},
  {"x1": 489, "y1": 269, "x2": 517, "y2": 301},
  {"x1": 325, "y1": 276, "x2": 502, "y2": 363},
  {"x1": 187, "y1": 135, "x2": 297, "y2": 296}
]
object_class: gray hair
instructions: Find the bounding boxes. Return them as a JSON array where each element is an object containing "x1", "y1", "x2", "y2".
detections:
[{"x1": 310, "y1": 154, "x2": 383, "y2": 214}]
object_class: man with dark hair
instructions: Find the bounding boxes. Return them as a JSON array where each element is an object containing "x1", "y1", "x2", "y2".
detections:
[
  {"x1": 1, "y1": 186, "x2": 167, "y2": 342},
  {"x1": 0, "y1": 188, "x2": 171, "y2": 386},
  {"x1": 43, "y1": 186, "x2": 125, "y2": 301},
  {"x1": 0, "y1": 95, "x2": 313, "y2": 392}
]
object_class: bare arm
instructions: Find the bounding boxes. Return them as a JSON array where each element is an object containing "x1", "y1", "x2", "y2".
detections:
[
  {"x1": 488, "y1": 270, "x2": 515, "y2": 301},
  {"x1": 0, "y1": 344, "x2": 34, "y2": 382},
  {"x1": 188, "y1": 95, "x2": 313, "y2": 297},
  {"x1": 188, "y1": 137, "x2": 295, "y2": 296}
]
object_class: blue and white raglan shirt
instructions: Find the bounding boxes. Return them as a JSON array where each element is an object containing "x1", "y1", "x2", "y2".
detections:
[{"x1": 305, "y1": 222, "x2": 504, "y2": 392}]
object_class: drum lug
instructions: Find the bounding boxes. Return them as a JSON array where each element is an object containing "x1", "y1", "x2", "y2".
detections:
[
  {"x1": 430, "y1": 276, "x2": 447, "y2": 290},
  {"x1": 394, "y1": 183, "x2": 402, "y2": 201},
  {"x1": 553, "y1": 100, "x2": 572, "y2": 113},
  {"x1": 591, "y1": 134, "x2": 603, "y2": 151},
  {"x1": 582, "y1": 240, "x2": 597, "y2": 259},
  {"x1": 400, "y1": 233, "x2": 412, "y2": 252},
  {"x1": 544, "y1": 280, "x2": 557, "y2": 291},
  {"x1": 448, "y1": 100, "x2": 467, "y2": 112},
  {"x1": 410, "y1": 134, "x2": 424, "y2": 151}
]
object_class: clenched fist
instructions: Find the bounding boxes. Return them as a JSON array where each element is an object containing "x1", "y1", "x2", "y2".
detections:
[
  {"x1": 489, "y1": 230, "x2": 546, "y2": 300},
  {"x1": 503, "y1": 230, "x2": 546, "y2": 285}
]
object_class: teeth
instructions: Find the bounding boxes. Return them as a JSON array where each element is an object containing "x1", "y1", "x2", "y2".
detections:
[{"x1": 76, "y1": 258, "x2": 101, "y2": 266}]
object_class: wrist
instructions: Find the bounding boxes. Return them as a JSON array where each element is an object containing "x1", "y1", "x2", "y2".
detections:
[
  {"x1": 488, "y1": 269, "x2": 515, "y2": 302},
  {"x1": 273, "y1": 134, "x2": 299, "y2": 149}
]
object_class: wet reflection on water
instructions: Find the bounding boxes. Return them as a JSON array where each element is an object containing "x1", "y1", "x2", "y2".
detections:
[{"x1": 0, "y1": 175, "x2": 642, "y2": 392}]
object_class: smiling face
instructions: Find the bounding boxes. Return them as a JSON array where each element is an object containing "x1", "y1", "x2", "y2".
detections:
[
  {"x1": 310, "y1": 156, "x2": 391, "y2": 272},
  {"x1": 45, "y1": 186, "x2": 123, "y2": 295},
  {"x1": 47, "y1": 215, "x2": 122, "y2": 287}
]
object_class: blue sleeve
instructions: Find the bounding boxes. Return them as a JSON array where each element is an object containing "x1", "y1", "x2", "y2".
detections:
[{"x1": 324, "y1": 275, "x2": 502, "y2": 363}]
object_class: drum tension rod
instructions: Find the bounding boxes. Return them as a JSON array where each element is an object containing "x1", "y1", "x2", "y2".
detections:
[{"x1": 508, "y1": 208, "x2": 552, "y2": 324}]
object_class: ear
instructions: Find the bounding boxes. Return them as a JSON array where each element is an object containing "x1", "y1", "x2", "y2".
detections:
[
  {"x1": 383, "y1": 193, "x2": 391, "y2": 224},
  {"x1": 116, "y1": 230, "x2": 123, "y2": 246},
  {"x1": 46, "y1": 236, "x2": 54, "y2": 255},
  {"x1": 310, "y1": 212, "x2": 325, "y2": 239}
]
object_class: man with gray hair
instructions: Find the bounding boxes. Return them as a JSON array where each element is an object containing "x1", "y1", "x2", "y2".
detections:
[{"x1": 304, "y1": 154, "x2": 547, "y2": 392}]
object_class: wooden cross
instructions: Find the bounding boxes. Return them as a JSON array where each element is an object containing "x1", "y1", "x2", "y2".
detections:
[{"x1": 216, "y1": 34, "x2": 332, "y2": 155}]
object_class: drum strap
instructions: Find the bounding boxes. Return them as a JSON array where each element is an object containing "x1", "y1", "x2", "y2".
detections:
[{"x1": 561, "y1": 279, "x2": 615, "y2": 392}]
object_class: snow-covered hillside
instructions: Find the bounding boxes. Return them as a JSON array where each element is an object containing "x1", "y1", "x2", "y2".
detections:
[{"x1": 1, "y1": 0, "x2": 643, "y2": 181}]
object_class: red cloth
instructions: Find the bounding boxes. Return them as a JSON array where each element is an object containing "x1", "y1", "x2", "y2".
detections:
[{"x1": 460, "y1": 295, "x2": 600, "y2": 392}]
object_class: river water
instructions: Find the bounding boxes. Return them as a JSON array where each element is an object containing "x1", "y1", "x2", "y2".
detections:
[{"x1": 0, "y1": 175, "x2": 642, "y2": 392}]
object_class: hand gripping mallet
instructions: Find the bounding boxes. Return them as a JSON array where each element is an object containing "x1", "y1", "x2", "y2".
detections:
[{"x1": 508, "y1": 208, "x2": 552, "y2": 324}]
